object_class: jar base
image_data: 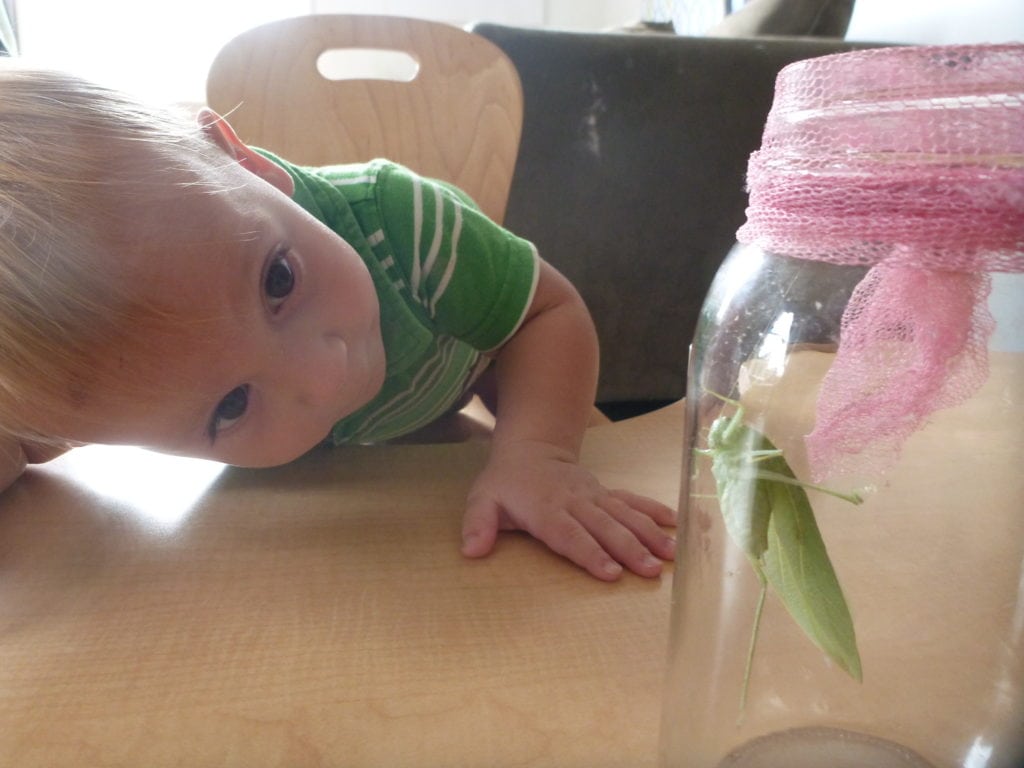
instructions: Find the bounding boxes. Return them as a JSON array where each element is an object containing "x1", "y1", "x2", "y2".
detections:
[{"x1": 718, "y1": 727, "x2": 935, "y2": 768}]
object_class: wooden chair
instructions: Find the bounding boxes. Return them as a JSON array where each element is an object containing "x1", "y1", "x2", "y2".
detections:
[{"x1": 206, "y1": 14, "x2": 523, "y2": 224}]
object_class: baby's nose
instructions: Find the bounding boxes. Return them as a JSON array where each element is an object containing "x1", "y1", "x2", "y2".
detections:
[{"x1": 286, "y1": 336, "x2": 347, "y2": 408}]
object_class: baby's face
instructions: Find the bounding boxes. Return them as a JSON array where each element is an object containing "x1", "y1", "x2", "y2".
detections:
[{"x1": 52, "y1": 147, "x2": 387, "y2": 466}]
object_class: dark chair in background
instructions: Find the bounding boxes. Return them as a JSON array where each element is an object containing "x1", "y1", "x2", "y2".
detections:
[{"x1": 472, "y1": 25, "x2": 876, "y2": 417}]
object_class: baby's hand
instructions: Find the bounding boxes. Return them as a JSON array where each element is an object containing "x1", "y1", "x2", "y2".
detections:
[
  {"x1": 0, "y1": 435, "x2": 75, "y2": 494},
  {"x1": 0, "y1": 435, "x2": 27, "y2": 493},
  {"x1": 460, "y1": 440, "x2": 677, "y2": 580}
]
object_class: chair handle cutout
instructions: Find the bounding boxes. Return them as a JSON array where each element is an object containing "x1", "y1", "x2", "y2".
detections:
[{"x1": 316, "y1": 48, "x2": 420, "y2": 82}]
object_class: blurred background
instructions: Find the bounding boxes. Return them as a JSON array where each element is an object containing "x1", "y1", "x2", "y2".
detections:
[{"x1": 2, "y1": 0, "x2": 1021, "y2": 104}]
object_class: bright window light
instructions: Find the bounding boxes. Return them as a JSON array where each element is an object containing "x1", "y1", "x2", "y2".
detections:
[
  {"x1": 44, "y1": 445, "x2": 226, "y2": 532},
  {"x1": 16, "y1": 0, "x2": 311, "y2": 103}
]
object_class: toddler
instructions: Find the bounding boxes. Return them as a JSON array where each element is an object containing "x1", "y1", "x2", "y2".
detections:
[{"x1": 0, "y1": 65, "x2": 675, "y2": 580}]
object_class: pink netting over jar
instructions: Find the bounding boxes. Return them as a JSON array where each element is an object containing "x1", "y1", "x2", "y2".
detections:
[{"x1": 736, "y1": 44, "x2": 1024, "y2": 481}]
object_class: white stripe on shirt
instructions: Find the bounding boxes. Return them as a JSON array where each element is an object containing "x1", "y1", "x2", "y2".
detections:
[
  {"x1": 421, "y1": 185, "x2": 445, "y2": 287},
  {"x1": 429, "y1": 203, "x2": 462, "y2": 317},
  {"x1": 411, "y1": 176, "x2": 423, "y2": 296},
  {"x1": 329, "y1": 174, "x2": 376, "y2": 186}
]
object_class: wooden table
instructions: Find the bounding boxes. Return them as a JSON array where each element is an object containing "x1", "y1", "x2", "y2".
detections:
[{"x1": 0, "y1": 402, "x2": 684, "y2": 767}]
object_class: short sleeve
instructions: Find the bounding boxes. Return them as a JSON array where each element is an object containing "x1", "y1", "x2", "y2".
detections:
[{"x1": 374, "y1": 163, "x2": 539, "y2": 353}]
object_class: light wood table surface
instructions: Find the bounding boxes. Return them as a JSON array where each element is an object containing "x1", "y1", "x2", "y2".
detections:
[{"x1": 0, "y1": 401, "x2": 684, "y2": 767}]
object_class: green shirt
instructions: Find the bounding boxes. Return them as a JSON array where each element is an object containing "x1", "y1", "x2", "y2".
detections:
[{"x1": 264, "y1": 154, "x2": 539, "y2": 444}]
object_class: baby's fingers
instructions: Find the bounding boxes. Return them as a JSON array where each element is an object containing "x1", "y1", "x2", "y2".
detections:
[
  {"x1": 533, "y1": 514, "x2": 626, "y2": 582},
  {"x1": 537, "y1": 504, "x2": 664, "y2": 580},
  {"x1": 461, "y1": 495, "x2": 502, "y2": 558},
  {"x1": 609, "y1": 490, "x2": 677, "y2": 527},
  {"x1": 572, "y1": 501, "x2": 668, "y2": 578},
  {"x1": 601, "y1": 494, "x2": 677, "y2": 563}
]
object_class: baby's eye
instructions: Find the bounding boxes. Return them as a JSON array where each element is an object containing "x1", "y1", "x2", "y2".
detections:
[
  {"x1": 264, "y1": 248, "x2": 295, "y2": 310},
  {"x1": 209, "y1": 385, "x2": 249, "y2": 439}
]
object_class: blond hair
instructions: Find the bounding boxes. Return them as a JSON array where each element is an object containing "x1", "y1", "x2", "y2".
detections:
[{"x1": 0, "y1": 63, "x2": 224, "y2": 443}]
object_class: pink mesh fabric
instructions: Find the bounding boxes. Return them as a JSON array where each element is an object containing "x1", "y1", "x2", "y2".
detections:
[
  {"x1": 804, "y1": 266, "x2": 995, "y2": 481},
  {"x1": 736, "y1": 44, "x2": 1024, "y2": 481},
  {"x1": 738, "y1": 45, "x2": 1024, "y2": 272}
]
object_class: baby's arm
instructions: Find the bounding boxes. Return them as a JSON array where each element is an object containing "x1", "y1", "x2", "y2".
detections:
[
  {"x1": 460, "y1": 260, "x2": 676, "y2": 581},
  {"x1": 0, "y1": 435, "x2": 72, "y2": 493},
  {"x1": 0, "y1": 435, "x2": 26, "y2": 491}
]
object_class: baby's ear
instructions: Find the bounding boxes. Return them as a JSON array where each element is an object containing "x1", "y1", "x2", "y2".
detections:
[{"x1": 196, "y1": 108, "x2": 294, "y2": 196}]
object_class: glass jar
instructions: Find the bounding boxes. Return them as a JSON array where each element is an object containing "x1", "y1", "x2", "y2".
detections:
[{"x1": 659, "y1": 45, "x2": 1024, "y2": 768}]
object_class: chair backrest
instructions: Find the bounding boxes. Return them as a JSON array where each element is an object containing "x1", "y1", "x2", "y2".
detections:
[{"x1": 207, "y1": 14, "x2": 523, "y2": 224}]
